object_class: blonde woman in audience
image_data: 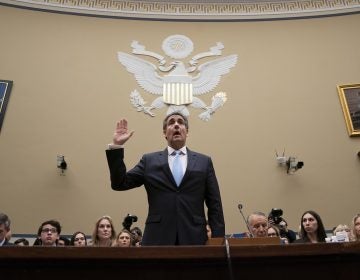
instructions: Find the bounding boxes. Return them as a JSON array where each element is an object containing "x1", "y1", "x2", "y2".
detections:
[
  {"x1": 351, "y1": 214, "x2": 360, "y2": 241},
  {"x1": 115, "y1": 229, "x2": 133, "y2": 247},
  {"x1": 91, "y1": 216, "x2": 116, "y2": 247},
  {"x1": 333, "y1": 224, "x2": 351, "y2": 242}
]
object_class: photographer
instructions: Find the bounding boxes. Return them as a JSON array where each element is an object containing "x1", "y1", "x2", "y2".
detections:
[
  {"x1": 122, "y1": 214, "x2": 142, "y2": 246},
  {"x1": 122, "y1": 214, "x2": 138, "y2": 231},
  {"x1": 130, "y1": 227, "x2": 143, "y2": 247},
  {"x1": 268, "y1": 209, "x2": 296, "y2": 243}
]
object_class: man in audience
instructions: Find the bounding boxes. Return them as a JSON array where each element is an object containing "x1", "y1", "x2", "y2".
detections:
[
  {"x1": 0, "y1": 213, "x2": 13, "y2": 246},
  {"x1": 130, "y1": 227, "x2": 143, "y2": 246},
  {"x1": 37, "y1": 220, "x2": 62, "y2": 246},
  {"x1": 247, "y1": 212, "x2": 268, "y2": 238}
]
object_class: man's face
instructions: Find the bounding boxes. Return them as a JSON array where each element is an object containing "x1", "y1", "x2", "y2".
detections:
[
  {"x1": 40, "y1": 224, "x2": 59, "y2": 246},
  {"x1": 249, "y1": 215, "x2": 268, "y2": 238},
  {"x1": 163, "y1": 114, "x2": 188, "y2": 150},
  {"x1": 0, "y1": 224, "x2": 9, "y2": 242},
  {"x1": 131, "y1": 230, "x2": 141, "y2": 242}
]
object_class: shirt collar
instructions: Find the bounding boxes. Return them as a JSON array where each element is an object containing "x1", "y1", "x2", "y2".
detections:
[{"x1": 168, "y1": 146, "x2": 187, "y2": 156}]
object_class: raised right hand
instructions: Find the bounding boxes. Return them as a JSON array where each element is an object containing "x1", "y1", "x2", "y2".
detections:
[{"x1": 113, "y1": 119, "x2": 134, "y2": 145}]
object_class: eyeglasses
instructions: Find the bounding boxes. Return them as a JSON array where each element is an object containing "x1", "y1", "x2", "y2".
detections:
[{"x1": 41, "y1": 228, "x2": 57, "y2": 234}]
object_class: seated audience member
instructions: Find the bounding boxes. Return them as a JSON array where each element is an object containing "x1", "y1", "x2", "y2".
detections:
[
  {"x1": 115, "y1": 229, "x2": 133, "y2": 247},
  {"x1": 37, "y1": 220, "x2": 62, "y2": 246},
  {"x1": 268, "y1": 216, "x2": 296, "y2": 243},
  {"x1": 351, "y1": 214, "x2": 360, "y2": 242},
  {"x1": 267, "y1": 225, "x2": 280, "y2": 237},
  {"x1": 294, "y1": 210, "x2": 327, "y2": 243},
  {"x1": 0, "y1": 213, "x2": 13, "y2": 246},
  {"x1": 70, "y1": 231, "x2": 87, "y2": 246},
  {"x1": 91, "y1": 216, "x2": 116, "y2": 247},
  {"x1": 279, "y1": 219, "x2": 296, "y2": 243},
  {"x1": 130, "y1": 227, "x2": 143, "y2": 247},
  {"x1": 58, "y1": 236, "x2": 70, "y2": 246},
  {"x1": 247, "y1": 212, "x2": 268, "y2": 238},
  {"x1": 14, "y1": 238, "x2": 30, "y2": 246},
  {"x1": 333, "y1": 224, "x2": 351, "y2": 242},
  {"x1": 268, "y1": 224, "x2": 289, "y2": 244}
]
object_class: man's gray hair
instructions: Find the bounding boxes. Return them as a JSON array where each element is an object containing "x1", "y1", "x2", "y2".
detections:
[{"x1": 247, "y1": 211, "x2": 267, "y2": 224}]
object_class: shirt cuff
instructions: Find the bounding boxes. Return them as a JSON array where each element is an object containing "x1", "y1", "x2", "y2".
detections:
[{"x1": 108, "y1": 144, "x2": 124, "y2": 150}]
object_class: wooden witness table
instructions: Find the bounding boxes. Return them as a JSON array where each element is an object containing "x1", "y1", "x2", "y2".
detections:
[{"x1": 1, "y1": 239, "x2": 359, "y2": 280}]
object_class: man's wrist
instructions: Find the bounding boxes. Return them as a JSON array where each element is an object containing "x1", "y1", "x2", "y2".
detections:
[{"x1": 108, "y1": 143, "x2": 124, "y2": 150}]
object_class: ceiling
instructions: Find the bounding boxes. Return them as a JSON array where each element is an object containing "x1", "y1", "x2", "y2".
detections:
[{"x1": 1, "y1": 0, "x2": 360, "y2": 20}]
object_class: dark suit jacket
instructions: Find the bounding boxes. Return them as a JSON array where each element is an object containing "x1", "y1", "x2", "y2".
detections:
[
  {"x1": 106, "y1": 148, "x2": 225, "y2": 246},
  {"x1": 0, "y1": 239, "x2": 13, "y2": 246}
]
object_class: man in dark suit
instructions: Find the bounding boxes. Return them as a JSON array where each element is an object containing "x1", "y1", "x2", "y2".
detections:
[
  {"x1": 106, "y1": 112, "x2": 225, "y2": 245},
  {"x1": 0, "y1": 213, "x2": 13, "y2": 246}
]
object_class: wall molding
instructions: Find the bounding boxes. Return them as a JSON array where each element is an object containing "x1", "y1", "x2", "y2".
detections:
[{"x1": 1, "y1": 0, "x2": 360, "y2": 20}]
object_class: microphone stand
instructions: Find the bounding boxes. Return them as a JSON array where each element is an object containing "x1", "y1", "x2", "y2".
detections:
[{"x1": 237, "y1": 204, "x2": 253, "y2": 238}]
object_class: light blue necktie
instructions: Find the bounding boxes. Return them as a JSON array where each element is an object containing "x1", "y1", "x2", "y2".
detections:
[{"x1": 172, "y1": 151, "x2": 183, "y2": 187}]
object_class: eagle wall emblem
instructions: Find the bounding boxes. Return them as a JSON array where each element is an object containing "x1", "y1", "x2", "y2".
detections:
[{"x1": 117, "y1": 34, "x2": 237, "y2": 121}]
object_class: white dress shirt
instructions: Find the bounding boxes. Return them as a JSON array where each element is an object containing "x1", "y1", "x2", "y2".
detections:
[{"x1": 168, "y1": 146, "x2": 187, "y2": 178}]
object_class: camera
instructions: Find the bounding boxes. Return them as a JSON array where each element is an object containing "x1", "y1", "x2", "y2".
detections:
[
  {"x1": 122, "y1": 214, "x2": 138, "y2": 231},
  {"x1": 270, "y1": 208, "x2": 283, "y2": 225},
  {"x1": 268, "y1": 208, "x2": 297, "y2": 243}
]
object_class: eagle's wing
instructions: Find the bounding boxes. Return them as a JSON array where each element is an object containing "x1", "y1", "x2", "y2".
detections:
[
  {"x1": 192, "y1": 54, "x2": 237, "y2": 95},
  {"x1": 117, "y1": 52, "x2": 163, "y2": 95}
]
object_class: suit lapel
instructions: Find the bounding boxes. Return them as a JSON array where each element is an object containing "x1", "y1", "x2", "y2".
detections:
[
  {"x1": 182, "y1": 148, "x2": 196, "y2": 183},
  {"x1": 158, "y1": 149, "x2": 177, "y2": 188}
]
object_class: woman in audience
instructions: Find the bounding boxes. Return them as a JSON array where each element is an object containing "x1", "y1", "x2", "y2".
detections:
[
  {"x1": 351, "y1": 214, "x2": 360, "y2": 241},
  {"x1": 267, "y1": 225, "x2": 280, "y2": 237},
  {"x1": 115, "y1": 229, "x2": 133, "y2": 247},
  {"x1": 294, "y1": 210, "x2": 327, "y2": 243},
  {"x1": 267, "y1": 225, "x2": 289, "y2": 244},
  {"x1": 333, "y1": 224, "x2": 351, "y2": 242},
  {"x1": 70, "y1": 231, "x2": 87, "y2": 246},
  {"x1": 91, "y1": 216, "x2": 116, "y2": 247}
]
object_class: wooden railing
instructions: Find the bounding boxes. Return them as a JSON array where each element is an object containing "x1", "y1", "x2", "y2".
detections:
[{"x1": 1, "y1": 241, "x2": 359, "y2": 280}]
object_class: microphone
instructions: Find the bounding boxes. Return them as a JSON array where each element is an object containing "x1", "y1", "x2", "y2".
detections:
[{"x1": 237, "y1": 203, "x2": 253, "y2": 238}]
